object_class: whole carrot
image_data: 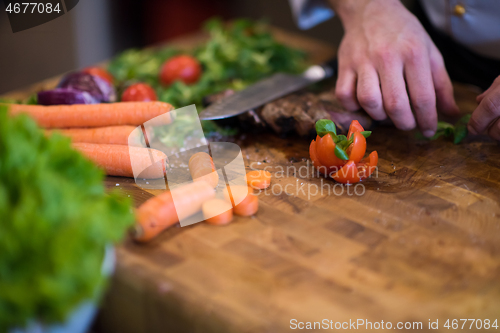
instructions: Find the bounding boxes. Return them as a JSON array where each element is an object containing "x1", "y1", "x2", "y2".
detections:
[
  {"x1": 5, "y1": 101, "x2": 173, "y2": 128},
  {"x1": 134, "y1": 181, "x2": 215, "y2": 242},
  {"x1": 73, "y1": 143, "x2": 167, "y2": 179},
  {"x1": 46, "y1": 126, "x2": 144, "y2": 146},
  {"x1": 188, "y1": 152, "x2": 219, "y2": 188}
]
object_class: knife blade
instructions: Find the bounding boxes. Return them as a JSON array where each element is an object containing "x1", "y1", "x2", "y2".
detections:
[{"x1": 199, "y1": 58, "x2": 338, "y2": 121}]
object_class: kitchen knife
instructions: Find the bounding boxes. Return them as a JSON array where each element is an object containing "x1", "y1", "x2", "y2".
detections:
[{"x1": 199, "y1": 58, "x2": 338, "y2": 121}]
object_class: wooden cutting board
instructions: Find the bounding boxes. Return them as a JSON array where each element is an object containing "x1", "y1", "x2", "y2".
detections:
[{"x1": 3, "y1": 27, "x2": 500, "y2": 333}]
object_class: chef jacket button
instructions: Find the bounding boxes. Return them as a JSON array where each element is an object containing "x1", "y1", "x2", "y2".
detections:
[{"x1": 453, "y1": 4, "x2": 466, "y2": 17}]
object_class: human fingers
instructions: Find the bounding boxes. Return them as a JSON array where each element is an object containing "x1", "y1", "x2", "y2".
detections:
[
  {"x1": 335, "y1": 67, "x2": 360, "y2": 111},
  {"x1": 356, "y1": 64, "x2": 386, "y2": 120},
  {"x1": 404, "y1": 49, "x2": 437, "y2": 137},
  {"x1": 377, "y1": 54, "x2": 416, "y2": 130},
  {"x1": 468, "y1": 89, "x2": 500, "y2": 135},
  {"x1": 429, "y1": 46, "x2": 459, "y2": 116}
]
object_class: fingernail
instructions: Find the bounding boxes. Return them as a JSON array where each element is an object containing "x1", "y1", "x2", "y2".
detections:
[
  {"x1": 423, "y1": 130, "x2": 435, "y2": 138},
  {"x1": 467, "y1": 125, "x2": 477, "y2": 135}
]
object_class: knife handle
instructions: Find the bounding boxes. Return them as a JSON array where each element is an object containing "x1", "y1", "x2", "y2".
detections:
[{"x1": 320, "y1": 57, "x2": 338, "y2": 79}]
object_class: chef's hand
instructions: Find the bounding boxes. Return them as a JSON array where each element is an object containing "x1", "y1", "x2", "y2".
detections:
[
  {"x1": 468, "y1": 76, "x2": 500, "y2": 140},
  {"x1": 329, "y1": 0, "x2": 459, "y2": 137}
]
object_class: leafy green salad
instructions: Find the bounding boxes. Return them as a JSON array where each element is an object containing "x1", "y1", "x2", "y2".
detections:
[
  {"x1": 108, "y1": 19, "x2": 307, "y2": 139},
  {"x1": 109, "y1": 18, "x2": 307, "y2": 109},
  {"x1": 0, "y1": 105, "x2": 134, "y2": 330}
]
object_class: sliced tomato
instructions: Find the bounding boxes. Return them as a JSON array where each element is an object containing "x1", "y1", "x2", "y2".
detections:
[
  {"x1": 316, "y1": 134, "x2": 346, "y2": 169},
  {"x1": 310, "y1": 137, "x2": 328, "y2": 175},
  {"x1": 332, "y1": 161, "x2": 361, "y2": 184},
  {"x1": 358, "y1": 151, "x2": 378, "y2": 181},
  {"x1": 346, "y1": 131, "x2": 367, "y2": 163},
  {"x1": 309, "y1": 138, "x2": 321, "y2": 167},
  {"x1": 347, "y1": 120, "x2": 365, "y2": 139}
]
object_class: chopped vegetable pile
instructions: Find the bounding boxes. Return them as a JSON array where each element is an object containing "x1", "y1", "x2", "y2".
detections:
[
  {"x1": 0, "y1": 105, "x2": 134, "y2": 330},
  {"x1": 108, "y1": 18, "x2": 307, "y2": 110}
]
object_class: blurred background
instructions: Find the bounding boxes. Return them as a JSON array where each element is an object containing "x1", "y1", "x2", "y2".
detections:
[{"x1": 0, "y1": 0, "x2": 413, "y2": 95}]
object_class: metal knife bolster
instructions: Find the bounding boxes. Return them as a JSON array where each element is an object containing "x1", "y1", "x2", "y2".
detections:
[{"x1": 199, "y1": 57, "x2": 338, "y2": 121}]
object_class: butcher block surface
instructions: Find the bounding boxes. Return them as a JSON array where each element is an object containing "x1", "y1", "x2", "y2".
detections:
[{"x1": 4, "y1": 28, "x2": 500, "y2": 333}]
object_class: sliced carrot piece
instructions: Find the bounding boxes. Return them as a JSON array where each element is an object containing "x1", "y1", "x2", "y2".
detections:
[
  {"x1": 134, "y1": 181, "x2": 215, "y2": 242},
  {"x1": 203, "y1": 199, "x2": 233, "y2": 225},
  {"x1": 223, "y1": 185, "x2": 251, "y2": 206},
  {"x1": 223, "y1": 185, "x2": 259, "y2": 216},
  {"x1": 246, "y1": 170, "x2": 271, "y2": 189},
  {"x1": 234, "y1": 194, "x2": 259, "y2": 216},
  {"x1": 189, "y1": 151, "x2": 219, "y2": 188}
]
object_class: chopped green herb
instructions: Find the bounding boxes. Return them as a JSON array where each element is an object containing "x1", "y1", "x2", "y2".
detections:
[
  {"x1": 315, "y1": 119, "x2": 337, "y2": 137},
  {"x1": 417, "y1": 114, "x2": 472, "y2": 144},
  {"x1": 334, "y1": 145, "x2": 349, "y2": 160},
  {"x1": 360, "y1": 131, "x2": 372, "y2": 139}
]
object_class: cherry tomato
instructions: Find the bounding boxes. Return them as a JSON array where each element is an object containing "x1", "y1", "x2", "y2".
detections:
[
  {"x1": 346, "y1": 131, "x2": 367, "y2": 163},
  {"x1": 316, "y1": 134, "x2": 347, "y2": 170},
  {"x1": 347, "y1": 120, "x2": 365, "y2": 139},
  {"x1": 82, "y1": 67, "x2": 114, "y2": 84},
  {"x1": 332, "y1": 161, "x2": 361, "y2": 184},
  {"x1": 358, "y1": 151, "x2": 378, "y2": 181},
  {"x1": 160, "y1": 55, "x2": 202, "y2": 86},
  {"x1": 122, "y1": 83, "x2": 158, "y2": 102}
]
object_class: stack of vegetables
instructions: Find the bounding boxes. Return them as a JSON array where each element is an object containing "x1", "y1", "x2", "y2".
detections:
[
  {"x1": 309, "y1": 119, "x2": 378, "y2": 184},
  {"x1": 2, "y1": 68, "x2": 174, "y2": 179}
]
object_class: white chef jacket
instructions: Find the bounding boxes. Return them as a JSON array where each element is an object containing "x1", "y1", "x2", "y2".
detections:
[{"x1": 289, "y1": 0, "x2": 500, "y2": 60}]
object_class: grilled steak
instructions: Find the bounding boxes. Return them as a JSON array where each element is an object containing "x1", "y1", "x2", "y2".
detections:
[{"x1": 203, "y1": 88, "x2": 372, "y2": 136}]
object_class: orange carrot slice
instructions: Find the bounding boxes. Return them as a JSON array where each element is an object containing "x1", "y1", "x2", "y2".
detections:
[
  {"x1": 188, "y1": 151, "x2": 219, "y2": 188},
  {"x1": 234, "y1": 195, "x2": 258, "y2": 216},
  {"x1": 6, "y1": 101, "x2": 173, "y2": 128},
  {"x1": 246, "y1": 170, "x2": 271, "y2": 189},
  {"x1": 223, "y1": 185, "x2": 259, "y2": 216},
  {"x1": 134, "y1": 181, "x2": 215, "y2": 242},
  {"x1": 202, "y1": 199, "x2": 233, "y2": 225},
  {"x1": 73, "y1": 143, "x2": 167, "y2": 179}
]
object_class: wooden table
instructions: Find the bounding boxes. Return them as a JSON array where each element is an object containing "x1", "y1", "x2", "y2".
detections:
[{"x1": 3, "y1": 28, "x2": 500, "y2": 333}]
